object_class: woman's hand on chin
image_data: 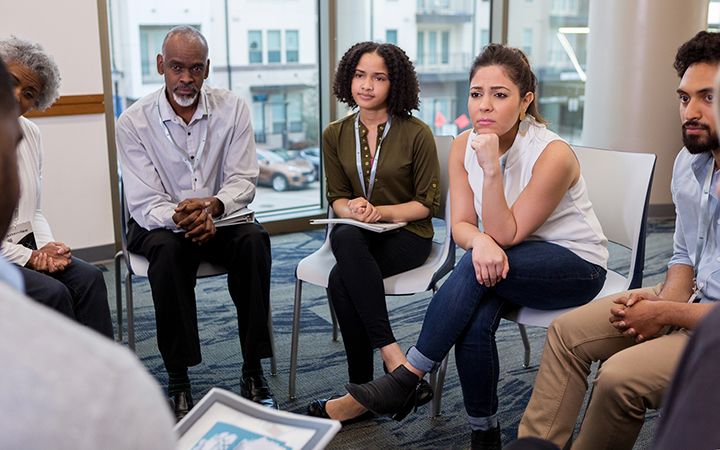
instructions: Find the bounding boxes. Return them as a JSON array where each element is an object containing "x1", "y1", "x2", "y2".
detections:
[{"x1": 471, "y1": 132, "x2": 501, "y2": 174}]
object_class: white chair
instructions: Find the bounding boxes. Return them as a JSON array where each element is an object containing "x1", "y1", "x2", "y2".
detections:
[
  {"x1": 288, "y1": 135, "x2": 456, "y2": 418},
  {"x1": 432, "y1": 146, "x2": 656, "y2": 413},
  {"x1": 113, "y1": 180, "x2": 277, "y2": 375}
]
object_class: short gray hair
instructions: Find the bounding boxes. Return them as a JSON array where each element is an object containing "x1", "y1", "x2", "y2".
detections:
[
  {"x1": 162, "y1": 26, "x2": 209, "y2": 59},
  {"x1": 0, "y1": 36, "x2": 61, "y2": 111}
]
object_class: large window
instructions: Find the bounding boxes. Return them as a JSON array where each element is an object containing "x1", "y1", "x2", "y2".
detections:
[
  {"x1": 338, "y1": 0, "x2": 490, "y2": 136},
  {"x1": 508, "y1": 0, "x2": 589, "y2": 142},
  {"x1": 108, "y1": 1, "x2": 322, "y2": 217}
]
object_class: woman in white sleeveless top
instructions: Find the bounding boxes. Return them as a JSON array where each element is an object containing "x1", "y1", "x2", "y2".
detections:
[{"x1": 342, "y1": 44, "x2": 609, "y2": 450}]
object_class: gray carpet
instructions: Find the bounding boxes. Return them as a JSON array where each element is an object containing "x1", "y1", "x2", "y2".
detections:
[{"x1": 101, "y1": 217, "x2": 674, "y2": 449}]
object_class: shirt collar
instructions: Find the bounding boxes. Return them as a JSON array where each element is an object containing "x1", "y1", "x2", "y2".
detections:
[
  {"x1": 157, "y1": 86, "x2": 208, "y2": 125},
  {"x1": 689, "y1": 149, "x2": 715, "y2": 185}
]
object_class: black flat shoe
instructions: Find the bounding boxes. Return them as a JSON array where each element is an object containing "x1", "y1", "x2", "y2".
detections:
[
  {"x1": 346, "y1": 365, "x2": 420, "y2": 421},
  {"x1": 307, "y1": 395, "x2": 375, "y2": 425},
  {"x1": 171, "y1": 390, "x2": 194, "y2": 422},
  {"x1": 241, "y1": 373, "x2": 279, "y2": 410}
]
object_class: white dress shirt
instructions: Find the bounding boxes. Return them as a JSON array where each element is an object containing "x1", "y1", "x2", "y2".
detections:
[
  {"x1": 0, "y1": 116, "x2": 55, "y2": 266},
  {"x1": 115, "y1": 86, "x2": 259, "y2": 230}
]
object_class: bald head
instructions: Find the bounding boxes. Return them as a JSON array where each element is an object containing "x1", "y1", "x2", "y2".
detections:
[{"x1": 161, "y1": 26, "x2": 208, "y2": 61}]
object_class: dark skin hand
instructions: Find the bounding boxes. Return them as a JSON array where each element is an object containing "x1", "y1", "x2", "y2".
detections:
[
  {"x1": 27, "y1": 241, "x2": 72, "y2": 273},
  {"x1": 172, "y1": 197, "x2": 224, "y2": 244},
  {"x1": 609, "y1": 293, "x2": 666, "y2": 343}
]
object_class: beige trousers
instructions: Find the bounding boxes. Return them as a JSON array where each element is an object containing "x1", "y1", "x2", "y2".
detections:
[{"x1": 518, "y1": 285, "x2": 689, "y2": 450}]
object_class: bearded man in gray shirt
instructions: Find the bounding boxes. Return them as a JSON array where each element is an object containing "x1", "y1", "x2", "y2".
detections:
[{"x1": 115, "y1": 26, "x2": 276, "y2": 420}]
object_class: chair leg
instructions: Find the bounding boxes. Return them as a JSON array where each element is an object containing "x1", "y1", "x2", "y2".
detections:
[
  {"x1": 268, "y1": 311, "x2": 278, "y2": 377},
  {"x1": 125, "y1": 272, "x2": 135, "y2": 352},
  {"x1": 289, "y1": 278, "x2": 303, "y2": 400},
  {"x1": 326, "y1": 288, "x2": 338, "y2": 342},
  {"x1": 430, "y1": 353, "x2": 450, "y2": 418},
  {"x1": 518, "y1": 324, "x2": 531, "y2": 368},
  {"x1": 114, "y1": 250, "x2": 124, "y2": 343}
]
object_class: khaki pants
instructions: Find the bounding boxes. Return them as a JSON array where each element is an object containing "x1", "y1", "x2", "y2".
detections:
[{"x1": 518, "y1": 285, "x2": 689, "y2": 450}]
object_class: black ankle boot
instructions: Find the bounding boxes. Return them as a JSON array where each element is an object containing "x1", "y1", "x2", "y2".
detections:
[
  {"x1": 346, "y1": 365, "x2": 420, "y2": 421},
  {"x1": 383, "y1": 363, "x2": 434, "y2": 407},
  {"x1": 470, "y1": 426, "x2": 501, "y2": 450}
]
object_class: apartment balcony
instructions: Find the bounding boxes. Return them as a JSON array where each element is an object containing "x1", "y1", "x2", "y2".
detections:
[
  {"x1": 416, "y1": 0, "x2": 474, "y2": 23},
  {"x1": 415, "y1": 51, "x2": 473, "y2": 81}
]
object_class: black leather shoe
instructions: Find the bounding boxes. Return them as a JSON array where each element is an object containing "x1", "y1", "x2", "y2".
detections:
[
  {"x1": 470, "y1": 426, "x2": 502, "y2": 450},
  {"x1": 171, "y1": 390, "x2": 194, "y2": 422},
  {"x1": 346, "y1": 365, "x2": 420, "y2": 421},
  {"x1": 240, "y1": 374, "x2": 279, "y2": 410},
  {"x1": 307, "y1": 394, "x2": 375, "y2": 425}
]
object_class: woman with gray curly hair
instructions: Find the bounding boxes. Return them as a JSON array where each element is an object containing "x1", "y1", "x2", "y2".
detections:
[{"x1": 0, "y1": 37, "x2": 113, "y2": 338}]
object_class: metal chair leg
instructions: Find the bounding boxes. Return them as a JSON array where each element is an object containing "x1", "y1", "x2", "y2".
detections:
[
  {"x1": 518, "y1": 324, "x2": 531, "y2": 368},
  {"x1": 289, "y1": 278, "x2": 303, "y2": 400},
  {"x1": 326, "y1": 288, "x2": 338, "y2": 342},
  {"x1": 114, "y1": 250, "x2": 124, "y2": 343},
  {"x1": 125, "y1": 272, "x2": 135, "y2": 352},
  {"x1": 430, "y1": 354, "x2": 450, "y2": 418},
  {"x1": 268, "y1": 311, "x2": 278, "y2": 376}
]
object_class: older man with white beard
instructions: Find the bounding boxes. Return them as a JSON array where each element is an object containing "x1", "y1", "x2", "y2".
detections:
[{"x1": 115, "y1": 26, "x2": 276, "y2": 421}]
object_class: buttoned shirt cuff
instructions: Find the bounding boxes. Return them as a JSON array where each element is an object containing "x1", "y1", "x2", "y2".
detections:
[{"x1": 213, "y1": 192, "x2": 235, "y2": 218}]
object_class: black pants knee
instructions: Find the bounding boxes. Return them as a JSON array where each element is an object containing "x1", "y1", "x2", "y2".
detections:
[
  {"x1": 19, "y1": 258, "x2": 113, "y2": 338},
  {"x1": 127, "y1": 219, "x2": 273, "y2": 372},
  {"x1": 328, "y1": 225, "x2": 431, "y2": 384}
]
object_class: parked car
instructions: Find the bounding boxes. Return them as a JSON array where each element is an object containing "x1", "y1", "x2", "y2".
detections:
[
  {"x1": 299, "y1": 147, "x2": 320, "y2": 176},
  {"x1": 256, "y1": 148, "x2": 315, "y2": 192}
]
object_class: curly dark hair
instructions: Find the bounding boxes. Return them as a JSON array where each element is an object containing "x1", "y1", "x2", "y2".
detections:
[
  {"x1": 333, "y1": 42, "x2": 419, "y2": 117},
  {"x1": 674, "y1": 31, "x2": 720, "y2": 78},
  {"x1": 469, "y1": 43, "x2": 546, "y2": 124}
]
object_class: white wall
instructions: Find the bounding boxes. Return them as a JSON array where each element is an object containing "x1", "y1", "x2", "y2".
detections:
[{"x1": 0, "y1": 0, "x2": 115, "y2": 252}]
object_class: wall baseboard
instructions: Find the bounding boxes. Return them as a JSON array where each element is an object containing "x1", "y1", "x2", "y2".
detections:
[
  {"x1": 648, "y1": 203, "x2": 675, "y2": 218},
  {"x1": 75, "y1": 244, "x2": 117, "y2": 264}
]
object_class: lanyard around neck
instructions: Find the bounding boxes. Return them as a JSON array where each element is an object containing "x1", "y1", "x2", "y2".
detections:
[
  {"x1": 695, "y1": 161, "x2": 716, "y2": 279},
  {"x1": 354, "y1": 113, "x2": 392, "y2": 199},
  {"x1": 156, "y1": 89, "x2": 210, "y2": 190}
]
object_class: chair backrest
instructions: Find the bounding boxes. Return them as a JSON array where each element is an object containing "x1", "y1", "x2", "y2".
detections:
[
  {"x1": 434, "y1": 135, "x2": 453, "y2": 221},
  {"x1": 574, "y1": 146, "x2": 656, "y2": 289},
  {"x1": 118, "y1": 175, "x2": 131, "y2": 254}
]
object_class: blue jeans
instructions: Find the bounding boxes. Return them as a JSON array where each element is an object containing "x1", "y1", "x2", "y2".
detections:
[{"x1": 408, "y1": 241, "x2": 606, "y2": 418}]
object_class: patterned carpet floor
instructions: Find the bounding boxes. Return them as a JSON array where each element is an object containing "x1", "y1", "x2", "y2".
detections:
[{"x1": 101, "y1": 218, "x2": 675, "y2": 449}]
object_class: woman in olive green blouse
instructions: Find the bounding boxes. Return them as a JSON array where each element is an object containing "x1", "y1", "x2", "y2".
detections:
[{"x1": 307, "y1": 41, "x2": 440, "y2": 423}]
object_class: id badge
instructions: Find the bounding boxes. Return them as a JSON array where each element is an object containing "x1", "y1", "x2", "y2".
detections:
[{"x1": 180, "y1": 187, "x2": 211, "y2": 200}]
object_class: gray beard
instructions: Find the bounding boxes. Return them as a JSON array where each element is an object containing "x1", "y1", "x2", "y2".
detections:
[{"x1": 173, "y1": 92, "x2": 198, "y2": 107}]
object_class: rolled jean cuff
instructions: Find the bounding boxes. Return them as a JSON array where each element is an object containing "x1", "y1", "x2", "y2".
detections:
[{"x1": 406, "y1": 346, "x2": 441, "y2": 373}]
